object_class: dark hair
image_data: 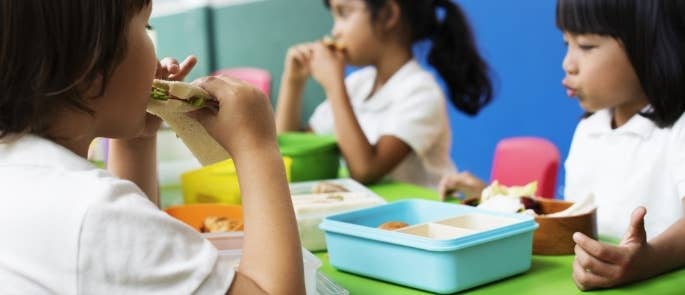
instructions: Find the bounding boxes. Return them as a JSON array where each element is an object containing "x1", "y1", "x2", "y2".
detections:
[
  {"x1": 324, "y1": 0, "x2": 493, "y2": 116},
  {"x1": 556, "y1": 0, "x2": 685, "y2": 128},
  {"x1": 0, "y1": 0, "x2": 151, "y2": 139}
]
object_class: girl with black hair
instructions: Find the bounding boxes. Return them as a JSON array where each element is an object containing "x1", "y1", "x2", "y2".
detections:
[
  {"x1": 275, "y1": 0, "x2": 492, "y2": 187},
  {"x1": 438, "y1": 0, "x2": 685, "y2": 289},
  {"x1": 558, "y1": 0, "x2": 685, "y2": 290}
]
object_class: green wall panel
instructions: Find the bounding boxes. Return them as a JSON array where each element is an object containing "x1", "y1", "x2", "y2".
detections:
[
  {"x1": 211, "y1": 0, "x2": 332, "y2": 124},
  {"x1": 150, "y1": 6, "x2": 213, "y2": 82}
]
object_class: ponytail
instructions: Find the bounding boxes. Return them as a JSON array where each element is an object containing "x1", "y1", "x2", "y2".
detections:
[{"x1": 428, "y1": 0, "x2": 492, "y2": 116}]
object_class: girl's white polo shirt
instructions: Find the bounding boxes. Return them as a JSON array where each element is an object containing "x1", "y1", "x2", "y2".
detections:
[
  {"x1": 0, "y1": 135, "x2": 234, "y2": 294},
  {"x1": 564, "y1": 109, "x2": 685, "y2": 239},
  {"x1": 309, "y1": 59, "x2": 457, "y2": 188}
]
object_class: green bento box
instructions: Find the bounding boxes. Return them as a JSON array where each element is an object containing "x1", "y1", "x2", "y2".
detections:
[{"x1": 278, "y1": 133, "x2": 340, "y2": 182}]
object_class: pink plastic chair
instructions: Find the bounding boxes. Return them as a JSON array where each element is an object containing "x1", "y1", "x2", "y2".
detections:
[
  {"x1": 212, "y1": 67, "x2": 271, "y2": 97},
  {"x1": 490, "y1": 137, "x2": 560, "y2": 199}
]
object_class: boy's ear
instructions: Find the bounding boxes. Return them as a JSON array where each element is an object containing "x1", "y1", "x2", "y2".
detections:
[
  {"x1": 378, "y1": 0, "x2": 401, "y2": 31},
  {"x1": 83, "y1": 74, "x2": 105, "y2": 102}
]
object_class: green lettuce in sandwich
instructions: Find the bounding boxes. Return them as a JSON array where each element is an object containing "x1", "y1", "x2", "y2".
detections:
[{"x1": 150, "y1": 79, "x2": 212, "y2": 107}]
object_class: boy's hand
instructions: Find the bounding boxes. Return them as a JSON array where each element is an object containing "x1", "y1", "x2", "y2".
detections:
[
  {"x1": 572, "y1": 207, "x2": 653, "y2": 290},
  {"x1": 438, "y1": 172, "x2": 487, "y2": 201},
  {"x1": 190, "y1": 76, "x2": 277, "y2": 157},
  {"x1": 283, "y1": 43, "x2": 315, "y2": 84},
  {"x1": 137, "y1": 55, "x2": 198, "y2": 139},
  {"x1": 309, "y1": 43, "x2": 346, "y2": 94}
]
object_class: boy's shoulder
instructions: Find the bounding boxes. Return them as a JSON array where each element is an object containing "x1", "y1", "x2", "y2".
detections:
[{"x1": 0, "y1": 134, "x2": 145, "y2": 205}]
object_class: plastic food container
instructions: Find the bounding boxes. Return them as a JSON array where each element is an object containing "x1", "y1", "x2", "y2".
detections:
[
  {"x1": 278, "y1": 133, "x2": 339, "y2": 181},
  {"x1": 320, "y1": 199, "x2": 538, "y2": 294},
  {"x1": 181, "y1": 157, "x2": 292, "y2": 204},
  {"x1": 290, "y1": 179, "x2": 385, "y2": 251},
  {"x1": 164, "y1": 203, "x2": 245, "y2": 249},
  {"x1": 165, "y1": 204, "x2": 325, "y2": 294}
]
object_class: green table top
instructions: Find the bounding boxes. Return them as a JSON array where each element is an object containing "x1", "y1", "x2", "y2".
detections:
[
  {"x1": 313, "y1": 181, "x2": 685, "y2": 295},
  {"x1": 160, "y1": 181, "x2": 685, "y2": 294}
]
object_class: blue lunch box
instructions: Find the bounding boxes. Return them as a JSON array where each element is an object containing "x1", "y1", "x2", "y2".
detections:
[{"x1": 320, "y1": 199, "x2": 539, "y2": 294}]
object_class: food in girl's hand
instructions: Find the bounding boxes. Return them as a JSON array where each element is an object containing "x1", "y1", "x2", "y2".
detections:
[
  {"x1": 378, "y1": 221, "x2": 409, "y2": 230},
  {"x1": 200, "y1": 216, "x2": 243, "y2": 233},
  {"x1": 311, "y1": 181, "x2": 348, "y2": 194},
  {"x1": 147, "y1": 79, "x2": 229, "y2": 166},
  {"x1": 321, "y1": 35, "x2": 346, "y2": 51},
  {"x1": 150, "y1": 79, "x2": 215, "y2": 108}
]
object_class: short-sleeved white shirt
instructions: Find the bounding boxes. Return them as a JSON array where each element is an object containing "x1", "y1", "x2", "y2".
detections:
[
  {"x1": 564, "y1": 109, "x2": 685, "y2": 239},
  {"x1": 0, "y1": 135, "x2": 234, "y2": 294},
  {"x1": 309, "y1": 59, "x2": 457, "y2": 188}
]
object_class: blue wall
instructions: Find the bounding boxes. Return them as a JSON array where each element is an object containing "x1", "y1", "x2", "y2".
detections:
[{"x1": 415, "y1": 1, "x2": 583, "y2": 196}]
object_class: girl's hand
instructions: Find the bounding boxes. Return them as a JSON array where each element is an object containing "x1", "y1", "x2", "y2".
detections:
[
  {"x1": 136, "y1": 55, "x2": 198, "y2": 139},
  {"x1": 190, "y1": 76, "x2": 277, "y2": 158},
  {"x1": 309, "y1": 43, "x2": 346, "y2": 94},
  {"x1": 438, "y1": 172, "x2": 487, "y2": 201},
  {"x1": 572, "y1": 207, "x2": 653, "y2": 290},
  {"x1": 283, "y1": 43, "x2": 315, "y2": 84}
]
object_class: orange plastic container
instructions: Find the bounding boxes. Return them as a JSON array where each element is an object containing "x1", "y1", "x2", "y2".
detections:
[{"x1": 164, "y1": 204, "x2": 244, "y2": 232}]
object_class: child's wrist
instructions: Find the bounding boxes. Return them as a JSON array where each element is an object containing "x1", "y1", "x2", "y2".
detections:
[
  {"x1": 231, "y1": 142, "x2": 281, "y2": 164},
  {"x1": 283, "y1": 70, "x2": 307, "y2": 85}
]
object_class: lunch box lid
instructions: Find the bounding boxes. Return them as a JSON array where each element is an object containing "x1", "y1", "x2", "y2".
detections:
[{"x1": 320, "y1": 199, "x2": 539, "y2": 252}]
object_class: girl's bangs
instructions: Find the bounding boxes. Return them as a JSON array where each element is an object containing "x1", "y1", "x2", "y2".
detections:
[{"x1": 556, "y1": 0, "x2": 623, "y2": 36}]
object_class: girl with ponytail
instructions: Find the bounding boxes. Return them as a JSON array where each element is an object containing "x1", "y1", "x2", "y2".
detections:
[{"x1": 276, "y1": 0, "x2": 492, "y2": 187}]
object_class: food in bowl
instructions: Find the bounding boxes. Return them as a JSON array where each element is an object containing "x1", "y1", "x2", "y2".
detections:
[
  {"x1": 200, "y1": 216, "x2": 243, "y2": 233},
  {"x1": 463, "y1": 181, "x2": 543, "y2": 215},
  {"x1": 378, "y1": 221, "x2": 409, "y2": 230}
]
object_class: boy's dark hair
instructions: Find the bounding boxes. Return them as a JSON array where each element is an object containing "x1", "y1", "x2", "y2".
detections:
[
  {"x1": 556, "y1": 0, "x2": 685, "y2": 128},
  {"x1": 324, "y1": 0, "x2": 493, "y2": 116},
  {"x1": 0, "y1": 0, "x2": 151, "y2": 139}
]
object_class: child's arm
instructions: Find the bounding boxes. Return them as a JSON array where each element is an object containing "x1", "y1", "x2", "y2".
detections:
[
  {"x1": 325, "y1": 80, "x2": 412, "y2": 183},
  {"x1": 308, "y1": 44, "x2": 412, "y2": 184},
  {"x1": 275, "y1": 43, "x2": 315, "y2": 133},
  {"x1": 191, "y1": 76, "x2": 304, "y2": 294},
  {"x1": 572, "y1": 206, "x2": 685, "y2": 290},
  {"x1": 108, "y1": 56, "x2": 197, "y2": 206}
]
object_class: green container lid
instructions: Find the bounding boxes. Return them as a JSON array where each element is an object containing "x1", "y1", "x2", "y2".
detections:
[{"x1": 277, "y1": 133, "x2": 340, "y2": 181}]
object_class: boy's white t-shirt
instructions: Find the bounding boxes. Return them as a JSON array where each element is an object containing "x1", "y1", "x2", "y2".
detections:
[
  {"x1": 309, "y1": 59, "x2": 457, "y2": 188},
  {"x1": 564, "y1": 109, "x2": 685, "y2": 239},
  {"x1": 0, "y1": 135, "x2": 234, "y2": 294}
]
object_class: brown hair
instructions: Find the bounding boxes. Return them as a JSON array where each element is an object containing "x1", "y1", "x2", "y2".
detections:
[{"x1": 0, "y1": 0, "x2": 151, "y2": 138}]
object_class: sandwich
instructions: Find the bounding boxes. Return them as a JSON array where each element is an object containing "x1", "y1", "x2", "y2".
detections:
[
  {"x1": 150, "y1": 79, "x2": 214, "y2": 110},
  {"x1": 147, "y1": 79, "x2": 229, "y2": 166},
  {"x1": 321, "y1": 35, "x2": 346, "y2": 51}
]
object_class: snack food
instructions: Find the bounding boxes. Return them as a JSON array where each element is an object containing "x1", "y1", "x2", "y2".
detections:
[
  {"x1": 322, "y1": 35, "x2": 346, "y2": 51},
  {"x1": 468, "y1": 181, "x2": 543, "y2": 215},
  {"x1": 147, "y1": 79, "x2": 229, "y2": 166},
  {"x1": 311, "y1": 181, "x2": 348, "y2": 194},
  {"x1": 378, "y1": 221, "x2": 409, "y2": 230},
  {"x1": 200, "y1": 216, "x2": 243, "y2": 233}
]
